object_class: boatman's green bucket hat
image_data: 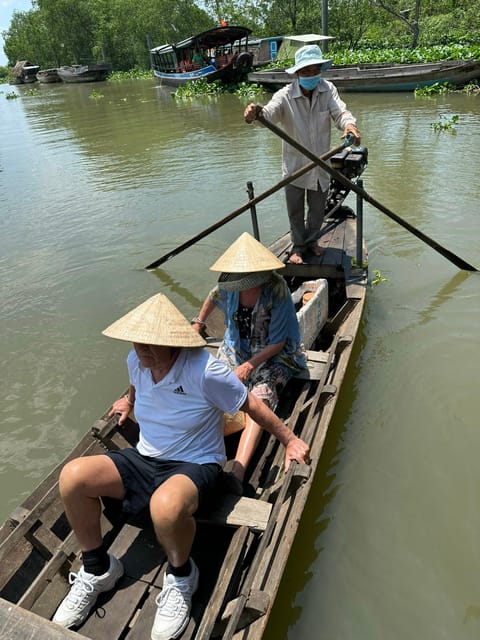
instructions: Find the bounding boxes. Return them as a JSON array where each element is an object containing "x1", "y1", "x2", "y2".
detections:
[{"x1": 285, "y1": 44, "x2": 332, "y2": 74}]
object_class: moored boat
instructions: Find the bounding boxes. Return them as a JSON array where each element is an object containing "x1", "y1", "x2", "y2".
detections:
[
  {"x1": 246, "y1": 35, "x2": 285, "y2": 69},
  {"x1": 37, "y1": 68, "x2": 62, "y2": 84},
  {"x1": 9, "y1": 60, "x2": 40, "y2": 84},
  {"x1": 0, "y1": 146, "x2": 369, "y2": 639},
  {"x1": 36, "y1": 68, "x2": 62, "y2": 83},
  {"x1": 57, "y1": 63, "x2": 109, "y2": 83},
  {"x1": 249, "y1": 58, "x2": 480, "y2": 92},
  {"x1": 150, "y1": 26, "x2": 254, "y2": 87}
]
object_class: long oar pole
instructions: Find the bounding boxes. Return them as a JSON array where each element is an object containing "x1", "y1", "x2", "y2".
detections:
[
  {"x1": 256, "y1": 111, "x2": 478, "y2": 272},
  {"x1": 145, "y1": 141, "x2": 351, "y2": 271}
]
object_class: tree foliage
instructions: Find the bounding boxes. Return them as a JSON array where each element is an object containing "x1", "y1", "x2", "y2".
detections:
[
  {"x1": 367, "y1": 0, "x2": 421, "y2": 47},
  {"x1": 3, "y1": 0, "x2": 213, "y2": 69},
  {"x1": 3, "y1": 0, "x2": 480, "y2": 68}
]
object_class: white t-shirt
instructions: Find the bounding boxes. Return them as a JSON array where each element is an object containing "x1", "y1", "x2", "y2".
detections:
[{"x1": 127, "y1": 348, "x2": 247, "y2": 465}]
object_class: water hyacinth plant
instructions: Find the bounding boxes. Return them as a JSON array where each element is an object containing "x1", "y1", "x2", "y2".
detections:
[{"x1": 431, "y1": 114, "x2": 459, "y2": 132}]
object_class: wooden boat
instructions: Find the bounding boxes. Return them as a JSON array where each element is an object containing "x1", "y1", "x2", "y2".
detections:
[
  {"x1": 57, "y1": 64, "x2": 109, "y2": 83},
  {"x1": 36, "y1": 68, "x2": 62, "y2": 83},
  {"x1": 150, "y1": 26, "x2": 254, "y2": 87},
  {"x1": 0, "y1": 146, "x2": 369, "y2": 639},
  {"x1": 247, "y1": 36, "x2": 285, "y2": 69},
  {"x1": 9, "y1": 60, "x2": 40, "y2": 84},
  {"x1": 248, "y1": 58, "x2": 480, "y2": 92}
]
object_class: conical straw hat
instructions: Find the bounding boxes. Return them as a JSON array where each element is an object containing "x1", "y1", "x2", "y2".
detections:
[
  {"x1": 102, "y1": 293, "x2": 206, "y2": 348},
  {"x1": 209, "y1": 232, "x2": 285, "y2": 273}
]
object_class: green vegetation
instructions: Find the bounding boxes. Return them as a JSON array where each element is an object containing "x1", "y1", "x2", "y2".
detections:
[
  {"x1": 371, "y1": 269, "x2": 389, "y2": 286},
  {"x1": 108, "y1": 69, "x2": 153, "y2": 81},
  {"x1": 233, "y1": 82, "x2": 264, "y2": 98},
  {"x1": 5, "y1": 91, "x2": 19, "y2": 99},
  {"x1": 2, "y1": 1, "x2": 480, "y2": 73},
  {"x1": 0, "y1": 66, "x2": 10, "y2": 80},
  {"x1": 351, "y1": 258, "x2": 368, "y2": 269},
  {"x1": 462, "y1": 81, "x2": 480, "y2": 94},
  {"x1": 415, "y1": 81, "x2": 480, "y2": 97},
  {"x1": 265, "y1": 42, "x2": 480, "y2": 72},
  {"x1": 89, "y1": 88, "x2": 104, "y2": 100},
  {"x1": 430, "y1": 114, "x2": 459, "y2": 132},
  {"x1": 414, "y1": 82, "x2": 452, "y2": 96},
  {"x1": 174, "y1": 78, "x2": 265, "y2": 100},
  {"x1": 3, "y1": 0, "x2": 212, "y2": 71},
  {"x1": 175, "y1": 78, "x2": 226, "y2": 99}
]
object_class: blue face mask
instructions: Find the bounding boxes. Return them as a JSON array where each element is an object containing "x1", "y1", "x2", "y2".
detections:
[{"x1": 298, "y1": 74, "x2": 321, "y2": 91}]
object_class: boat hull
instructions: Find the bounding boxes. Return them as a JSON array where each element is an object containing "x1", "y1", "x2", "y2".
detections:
[
  {"x1": 248, "y1": 58, "x2": 480, "y2": 92},
  {"x1": 153, "y1": 63, "x2": 241, "y2": 87},
  {"x1": 36, "y1": 69, "x2": 62, "y2": 83},
  {"x1": 57, "y1": 64, "x2": 109, "y2": 83},
  {"x1": 10, "y1": 61, "x2": 40, "y2": 84}
]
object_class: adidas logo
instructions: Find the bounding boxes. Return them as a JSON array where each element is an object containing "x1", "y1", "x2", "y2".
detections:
[{"x1": 173, "y1": 385, "x2": 186, "y2": 395}]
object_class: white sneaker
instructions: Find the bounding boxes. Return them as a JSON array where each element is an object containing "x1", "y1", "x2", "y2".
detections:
[
  {"x1": 52, "y1": 553, "x2": 124, "y2": 628},
  {"x1": 151, "y1": 559, "x2": 199, "y2": 640}
]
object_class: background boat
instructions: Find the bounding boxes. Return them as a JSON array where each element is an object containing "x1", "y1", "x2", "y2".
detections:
[
  {"x1": 9, "y1": 60, "x2": 39, "y2": 84},
  {"x1": 36, "y1": 68, "x2": 62, "y2": 83},
  {"x1": 249, "y1": 58, "x2": 480, "y2": 92},
  {"x1": 245, "y1": 35, "x2": 285, "y2": 69},
  {"x1": 57, "y1": 64, "x2": 109, "y2": 83},
  {"x1": 150, "y1": 25, "x2": 254, "y2": 87}
]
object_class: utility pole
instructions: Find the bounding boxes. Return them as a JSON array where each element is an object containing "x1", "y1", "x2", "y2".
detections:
[{"x1": 322, "y1": 0, "x2": 329, "y2": 53}]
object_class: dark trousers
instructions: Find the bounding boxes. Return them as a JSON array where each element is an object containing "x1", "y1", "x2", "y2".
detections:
[{"x1": 285, "y1": 183, "x2": 328, "y2": 254}]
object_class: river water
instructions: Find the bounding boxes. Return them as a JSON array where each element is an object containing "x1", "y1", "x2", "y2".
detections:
[{"x1": 1, "y1": 79, "x2": 479, "y2": 639}]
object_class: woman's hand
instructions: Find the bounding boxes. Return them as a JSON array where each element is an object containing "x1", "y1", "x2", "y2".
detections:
[
  {"x1": 108, "y1": 396, "x2": 131, "y2": 425},
  {"x1": 234, "y1": 361, "x2": 255, "y2": 383}
]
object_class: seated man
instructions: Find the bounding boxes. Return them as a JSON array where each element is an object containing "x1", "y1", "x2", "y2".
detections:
[{"x1": 52, "y1": 293, "x2": 310, "y2": 640}]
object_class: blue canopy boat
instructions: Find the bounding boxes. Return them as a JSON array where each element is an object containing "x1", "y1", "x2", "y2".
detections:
[{"x1": 150, "y1": 25, "x2": 254, "y2": 87}]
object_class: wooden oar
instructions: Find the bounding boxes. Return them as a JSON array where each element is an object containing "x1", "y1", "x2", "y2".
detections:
[
  {"x1": 256, "y1": 111, "x2": 478, "y2": 272},
  {"x1": 144, "y1": 141, "x2": 351, "y2": 271}
]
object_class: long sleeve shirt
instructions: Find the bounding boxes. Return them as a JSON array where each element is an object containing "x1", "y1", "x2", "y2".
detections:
[{"x1": 260, "y1": 78, "x2": 356, "y2": 191}]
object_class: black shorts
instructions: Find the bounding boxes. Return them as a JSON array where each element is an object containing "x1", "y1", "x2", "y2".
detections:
[{"x1": 105, "y1": 448, "x2": 222, "y2": 516}]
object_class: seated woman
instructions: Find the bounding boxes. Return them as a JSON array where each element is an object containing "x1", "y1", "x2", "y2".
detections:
[{"x1": 192, "y1": 233, "x2": 307, "y2": 494}]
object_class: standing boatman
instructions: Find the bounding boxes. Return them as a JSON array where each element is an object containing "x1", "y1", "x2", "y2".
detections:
[{"x1": 244, "y1": 44, "x2": 361, "y2": 264}]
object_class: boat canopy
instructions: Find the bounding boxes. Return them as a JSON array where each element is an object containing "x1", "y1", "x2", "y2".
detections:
[
  {"x1": 151, "y1": 26, "x2": 252, "y2": 55},
  {"x1": 284, "y1": 33, "x2": 334, "y2": 44},
  {"x1": 276, "y1": 33, "x2": 335, "y2": 62}
]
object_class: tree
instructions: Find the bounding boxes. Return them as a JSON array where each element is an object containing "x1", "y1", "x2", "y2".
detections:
[
  {"x1": 368, "y1": 0, "x2": 422, "y2": 47},
  {"x1": 3, "y1": 9, "x2": 48, "y2": 65},
  {"x1": 37, "y1": 0, "x2": 96, "y2": 63},
  {"x1": 3, "y1": 0, "x2": 213, "y2": 70},
  {"x1": 328, "y1": 0, "x2": 377, "y2": 48}
]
